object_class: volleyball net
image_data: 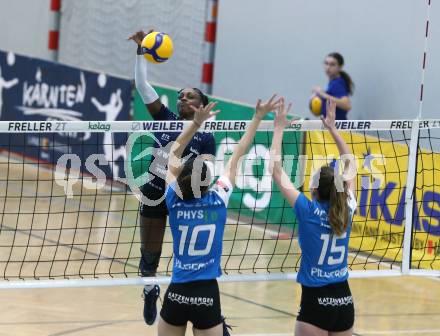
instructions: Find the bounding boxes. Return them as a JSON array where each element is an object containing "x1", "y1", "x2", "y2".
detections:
[{"x1": 0, "y1": 119, "x2": 439, "y2": 288}]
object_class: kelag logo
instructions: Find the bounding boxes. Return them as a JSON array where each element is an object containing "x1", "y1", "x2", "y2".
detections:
[
  {"x1": 88, "y1": 122, "x2": 111, "y2": 131},
  {"x1": 288, "y1": 120, "x2": 302, "y2": 130}
]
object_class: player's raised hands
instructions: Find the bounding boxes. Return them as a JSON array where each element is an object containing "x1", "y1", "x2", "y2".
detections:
[
  {"x1": 321, "y1": 98, "x2": 337, "y2": 130},
  {"x1": 255, "y1": 94, "x2": 282, "y2": 120},
  {"x1": 191, "y1": 102, "x2": 220, "y2": 127},
  {"x1": 274, "y1": 98, "x2": 292, "y2": 130}
]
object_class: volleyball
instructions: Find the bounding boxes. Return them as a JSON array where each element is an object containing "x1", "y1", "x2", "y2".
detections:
[
  {"x1": 309, "y1": 96, "x2": 322, "y2": 116},
  {"x1": 141, "y1": 31, "x2": 174, "y2": 64}
]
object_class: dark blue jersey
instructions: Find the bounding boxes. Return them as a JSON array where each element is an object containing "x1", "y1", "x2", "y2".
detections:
[
  {"x1": 145, "y1": 104, "x2": 216, "y2": 193},
  {"x1": 321, "y1": 77, "x2": 350, "y2": 120},
  {"x1": 165, "y1": 176, "x2": 233, "y2": 283}
]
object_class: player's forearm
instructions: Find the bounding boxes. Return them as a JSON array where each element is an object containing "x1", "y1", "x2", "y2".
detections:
[
  {"x1": 323, "y1": 94, "x2": 351, "y2": 111},
  {"x1": 167, "y1": 121, "x2": 200, "y2": 180},
  {"x1": 135, "y1": 55, "x2": 159, "y2": 104},
  {"x1": 233, "y1": 116, "x2": 261, "y2": 160},
  {"x1": 271, "y1": 129, "x2": 299, "y2": 207},
  {"x1": 171, "y1": 121, "x2": 200, "y2": 160},
  {"x1": 224, "y1": 116, "x2": 261, "y2": 184},
  {"x1": 270, "y1": 127, "x2": 284, "y2": 179},
  {"x1": 335, "y1": 97, "x2": 351, "y2": 111},
  {"x1": 329, "y1": 126, "x2": 351, "y2": 158}
]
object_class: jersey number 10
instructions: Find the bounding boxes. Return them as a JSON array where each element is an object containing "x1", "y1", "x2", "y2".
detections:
[
  {"x1": 318, "y1": 233, "x2": 347, "y2": 266},
  {"x1": 178, "y1": 224, "x2": 216, "y2": 256}
]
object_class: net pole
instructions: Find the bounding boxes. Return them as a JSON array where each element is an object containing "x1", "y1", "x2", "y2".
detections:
[
  {"x1": 402, "y1": 0, "x2": 432, "y2": 273},
  {"x1": 402, "y1": 120, "x2": 420, "y2": 274}
]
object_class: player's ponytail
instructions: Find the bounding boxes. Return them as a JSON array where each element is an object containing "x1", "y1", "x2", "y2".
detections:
[
  {"x1": 327, "y1": 52, "x2": 354, "y2": 96},
  {"x1": 317, "y1": 166, "x2": 349, "y2": 236},
  {"x1": 176, "y1": 157, "x2": 211, "y2": 201},
  {"x1": 339, "y1": 70, "x2": 354, "y2": 96}
]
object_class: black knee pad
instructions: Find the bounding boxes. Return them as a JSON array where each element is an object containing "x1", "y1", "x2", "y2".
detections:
[{"x1": 139, "y1": 249, "x2": 162, "y2": 276}]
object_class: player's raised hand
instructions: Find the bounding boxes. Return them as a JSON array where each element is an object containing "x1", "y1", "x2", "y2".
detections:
[
  {"x1": 191, "y1": 102, "x2": 220, "y2": 126},
  {"x1": 127, "y1": 29, "x2": 154, "y2": 45},
  {"x1": 321, "y1": 98, "x2": 336, "y2": 130},
  {"x1": 255, "y1": 94, "x2": 282, "y2": 120},
  {"x1": 274, "y1": 98, "x2": 292, "y2": 130}
]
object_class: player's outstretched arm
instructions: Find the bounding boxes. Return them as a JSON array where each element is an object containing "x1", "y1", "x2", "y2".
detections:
[
  {"x1": 321, "y1": 99, "x2": 356, "y2": 192},
  {"x1": 129, "y1": 30, "x2": 162, "y2": 117},
  {"x1": 165, "y1": 102, "x2": 220, "y2": 186},
  {"x1": 270, "y1": 99, "x2": 300, "y2": 207},
  {"x1": 224, "y1": 94, "x2": 281, "y2": 187}
]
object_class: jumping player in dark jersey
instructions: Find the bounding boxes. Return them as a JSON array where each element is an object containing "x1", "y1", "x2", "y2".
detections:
[
  {"x1": 128, "y1": 30, "x2": 216, "y2": 325},
  {"x1": 271, "y1": 99, "x2": 357, "y2": 335},
  {"x1": 160, "y1": 95, "x2": 281, "y2": 336}
]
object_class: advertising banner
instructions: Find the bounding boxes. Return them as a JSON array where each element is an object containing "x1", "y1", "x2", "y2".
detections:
[
  {"x1": 303, "y1": 130, "x2": 440, "y2": 270},
  {"x1": 0, "y1": 50, "x2": 132, "y2": 179}
]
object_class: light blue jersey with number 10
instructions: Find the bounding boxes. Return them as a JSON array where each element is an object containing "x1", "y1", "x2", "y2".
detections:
[
  {"x1": 294, "y1": 190, "x2": 357, "y2": 287},
  {"x1": 165, "y1": 176, "x2": 233, "y2": 284}
]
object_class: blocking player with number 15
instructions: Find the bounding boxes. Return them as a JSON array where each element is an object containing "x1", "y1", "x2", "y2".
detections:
[{"x1": 270, "y1": 99, "x2": 357, "y2": 336}]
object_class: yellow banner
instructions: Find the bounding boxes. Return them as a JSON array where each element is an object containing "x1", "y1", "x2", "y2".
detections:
[{"x1": 303, "y1": 131, "x2": 440, "y2": 270}]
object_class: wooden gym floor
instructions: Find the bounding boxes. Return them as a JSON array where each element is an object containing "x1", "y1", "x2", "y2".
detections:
[{"x1": 0, "y1": 277, "x2": 439, "y2": 336}]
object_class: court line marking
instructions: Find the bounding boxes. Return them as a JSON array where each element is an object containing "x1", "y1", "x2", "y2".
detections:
[
  {"x1": 235, "y1": 334, "x2": 292, "y2": 336},
  {"x1": 48, "y1": 321, "x2": 118, "y2": 336},
  {"x1": 236, "y1": 332, "x2": 440, "y2": 336},
  {"x1": 0, "y1": 315, "x2": 290, "y2": 326},
  {"x1": 357, "y1": 329, "x2": 440, "y2": 335},
  {"x1": 220, "y1": 291, "x2": 296, "y2": 318},
  {"x1": 235, "y1": 219, "x2": 294, "y2": 239}
]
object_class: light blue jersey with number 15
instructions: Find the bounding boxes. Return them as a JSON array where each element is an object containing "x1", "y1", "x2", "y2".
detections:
[
  {"x1": 294, "y1": 190, "x2": 357, "y2": 287},
  {"x1": 165, "y1": 176, "x2": 233, "y2": 284}
]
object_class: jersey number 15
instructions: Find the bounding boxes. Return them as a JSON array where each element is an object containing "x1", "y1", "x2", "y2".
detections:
[
  {"x1": 178, "y1": 224, "x2": 216, "y2": 256},
  {"x1": 318, "y1": 233, "x2": 347, "y2": 266}
]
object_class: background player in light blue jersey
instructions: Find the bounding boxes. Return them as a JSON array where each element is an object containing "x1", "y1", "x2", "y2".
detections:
[
  {"x1": 159, "y1": 95, "x2": 282, "y2": 336},
  {"x1": 271, "y1": 99, "x2": 357, "y2": 336}
]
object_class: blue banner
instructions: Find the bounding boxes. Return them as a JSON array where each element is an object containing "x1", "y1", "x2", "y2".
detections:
[{"x1": 0, "y1": 50, "x2": 132, "y2": 179}]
